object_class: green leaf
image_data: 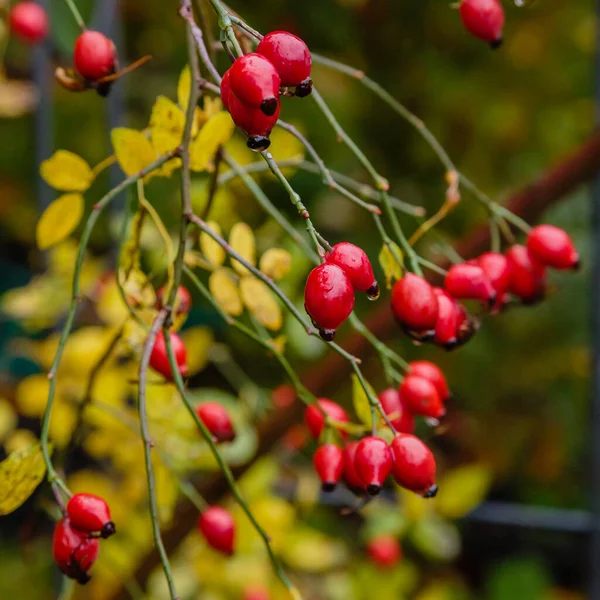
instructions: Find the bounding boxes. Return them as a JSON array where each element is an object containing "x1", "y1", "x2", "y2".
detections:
[
  {"x1": 410, "y1": 516, "x2": 460, "y2": 562},
  {"x1": 352, "y1": 374, "x2": 376, "y2": 426},
  {"x1": 378, "y1": 242, "x2": 403, "y2": 290}
]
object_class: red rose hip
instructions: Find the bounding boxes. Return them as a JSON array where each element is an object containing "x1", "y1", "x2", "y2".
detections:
[
  {"x1": 304, "y1": 398, "x2": 349, "y2": 440},
  {"x1": 390, "y1": 433, "x2": 437, "y2": 497},
  {"x1": 342, "y1": 441, "x2": 366, "y2": 492},
  {"x1": 477, "y1": 252, "x2": 512, "y2": 310},
  {"x1": 505, "y1": 245, "x2": 546, "y2": 304},
  {"x1": 366, "y1": 535, "x2": 402, "y2": 568},
  {"x1": 433, "y1": 288, "x2": 462, "y2": 349},
  {"x1": 354, "y1": 436, "x2": 393, "y2": 496},
  {"x1": 228, "y1": 91, "x2": 280, "y2": 151},
  {"x1": 52, "y1": 518, "x2": 100, "y2": 584},
  {"x1": 313, "y1": 444, "x2": 344, "y2": 491},
  {"x1": 391, "y1": 273, "x2": 439, "y2": 340},
  {"x1": 229, "y1": 53, "x2": 281, "y2": 116},
  {"x1": 9, "y1": 2, "x2": 49, "y2": 44},
  {"x1": 378, "y1": 388, "x2": 415, "y2": 434},
  {"x1": 526, "y1": 225, "x2": 579, "y2": 270},
  {"x1": 445, "y1": 263, "x2": 496, "y2": 305},
  {"x1": 149, "y1": 330, "x2": 189, "y2": 380},
  {"x1": 198, "y1": 506, "x2": 235, "y2": 555},
  {"x1": 66, "y1": 493, "x2": 115, "y2": 538},
  {"x1": 326, "y1": 242, "x2": 379, "y2": 299},
  {"x1": 304, "y1": 263, "x2": 355, "y2": 341},
  {"x1": 196, "y1": 402, "x2": 236, "y2": 443},
  {"x1": 399, "y1": 375, "x2": 445, "y2": 420},
  {"x1": 459, "y1": 0, "x2": 505, "y2": 49},
  {"x1": 74, "y1": 31, "x2": 117, "y2": 81},
  {"x1": 408, "y1": 361, "x2": 450, "y2": 403},
  {"x1": 220, "y1": 68, "x2": 232, "y2": 112}
]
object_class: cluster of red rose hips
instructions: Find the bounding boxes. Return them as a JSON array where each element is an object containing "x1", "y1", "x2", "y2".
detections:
[
  {"x1": 52, "y1": 494, "x2": 115, "y2": 584},
  {"x1": 220, "y1": 30, "x2": 312, "y2": 151},
  {"x1": 459, "y1": 0, "x2": 505, "y2": 49}
]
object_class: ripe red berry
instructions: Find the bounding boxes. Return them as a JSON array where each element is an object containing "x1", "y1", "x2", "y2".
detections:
[
  {"x1": 342, "y1": 441, "x2": 366, "y2": 492},
  {"x1": 354, "y1": 436, "x2": 393, "y2": 496},
  {"x1": 304, "y1": 263, "x2": 355, "y2": 341},
  {"x1": 9, "y1": 2, "x2": 49, "y2": 44},
  {"x1": 156, "y1": 285, "x2": 192, "y2": 316},
  {"x1": 526, "y1": 225, "x2": 580, "y2": 271},
  {"x1": 477, "y1": 252, "x2": 512, "y2": 310},
  {"x1": 256, "y1": 30, "x2": 312, "y2": 96},
  {"x1": 198, "y1": 506, "x2": 235, "y2": 555},
  {"x1": 378, "y1": 388, "x2": 415, "y2": 434},
  {"x1": 505, "y1": 245, "x2": 546, "y2": 304},
  {"x1": 391, "y1": 274, "x2": 439, "y2": 340},
  {"x1": 399, "y1": 375, "x2": 445, "y2": 420},
  {"x1": 228, "y1": 91, "x2": 280, "y2": 152},
  {"x1": 196, "y1": 402, "x2": 235, "y2": 443},
  {"x1": 459, "y1": 0, "x2": 505, "y2": 49},
  {"x1": 304, "y1": 398, "x2": 349, "y2": 440},
  {"x1": 433, "y1": 288, "x2": 462, "y2": 349},
  {"x1": 243, "y1": 586, "x2": 270, "y2": 600},
  {"x1": 445, "y1": 263, "x2": 496, "y2": 305},
  {"x1": 390, "y1": 433, "x2": 437, "y2": 497},
  {"x1": 229, "y1": 53, "x2": 281, "y2": 116},
  {"x1": 74, "y1": 31, "x2": 117, "y2": 81},
  {"x1": 313, "y1": 444, "x2": 344, "y2": 491},
  {"x1": 366, "y1": 535, "x2": 402, "y2": 568},
  {"x1": 52, "y1": 518, "x2": 100, "y2": 585},
  {"x1": 408, "y1": 361, "x2": 450, "y2": 403},
  {"x1": 325, "y1": 242, "x2": 379, "y2": 299},
  {"x1": 149, "y1": 330, "x2": 189, "y2": 380},
  {"x1": 66, "y1": 493, "x2": 115, "y2": 539},
  {"x1": 220, "y1": 68, "x2": 232, "y2": 112}
]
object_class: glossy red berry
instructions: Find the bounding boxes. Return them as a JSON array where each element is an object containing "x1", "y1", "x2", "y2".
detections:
[
  {"x1": 229, "y1": 53, "x2": 281, "y2": 116},
  {"x1": 342, "y1": 441, "x2": 365, "y2": 492},
  {"x1": 243, "y1": 586, "x2": 270, "y2": 600},
  {"x1": 149, "y1": 330, "x2": 189, "y2": 380},
  {"x1": 325, "y1": 242, "x2": 379, "y2": 299},
  {"x1": 220, "y1": 68, "x2": 232, "y2": 112},
  {"x1": 354, "y1": 436, "x2": 393, "y2": 496},
  {"x1": 399, "y1": 375, "x2": 445, "y2": 420},
  {"x1": 526, "y1": 225, "x2": 580, "y2": 270},
  {"x1": 505, "y1": 245, "x2": 546, "y2": 304},
  {"x1": 477, "y1": 252, "x2": 512, "y2": 310},
  {"x1": 9, "y1": 2, "x2": 49, "y2": 44},
  {"x1": 313, "y1": 444, "x2": 344, "y2": 492},
  {"x1": 459, "y1": 0, "x2": 505, "y2": 49},
  {"x1": 74, "y1": 31, "x2": 117, "y2": 81},
  {"x1": 156, "y1": 285, "x2": 192, "y2": 316},
  {"x1": 196, "y1": 402, "x2": 235, "y2": 443},
  {"x1": 256, "y1": 30, "x2": 312, "y2": 96},
  {"x1": 445, "y1": 263, "x2": 496, "y2": 305},
  {"x1": 433, "y1": 288, "x2": 462, "y2": 349},
  {"x1": 52, "y1": 518, "x2": 100, "y2": 585},
  {"x1": 228, "y1": 91, "x2": 280, "y2": 152},
  {"x1": 304, "y1": 263, "x2": 355, "y2": 341},
  {"x1": 366, "y1": 535, "x2": 402, "y2": 568},
  {"x1": 390, "y1": 433, "x2": 437, "y2": 497},
  {"x1": 391, "y1": 274, "x2": 439, "y2": 340},
  {"x1": 66, "y1": 493, "x2": 115, "y2": 539},
  {"x1": 408, "y1": 361, "x2": 450, "y2": 403},
  {"x1": 378, "y1": 388, "x2": 415, "y2": 434},
  {"x1": 198, "y1": 506, "x2": 235, "y2": 555},
  {"x1": 305, "y1": 398, "x2": 349, "y2": 440}
]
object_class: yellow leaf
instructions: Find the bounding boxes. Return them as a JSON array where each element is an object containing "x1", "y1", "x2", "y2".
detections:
[
  {"x1": 378, "y1": 242, "x2": 403, "y2": 290},
  {"x1": 0, "y1": 399, "x2": 17, "y2": 443},
  {"x1": 5, "y1": 430, "x2": 39, "y2": 455},
  {"x1": 200, "y1": 221, "x2": 226, "y2": 267},
  {"x1": 16, "y1": 373, "x2": 50, "y2": 418},
  {"x1": 150, "y1": 96, "x2": 185, "y2": 156},
  {"x1": 281, "y1": 527, "x2": 348, "y2": 573},
  {"x1": 435, "y1": 464, "x2": 492, "y2": 519},
  {"x1": 177, "y1": 65, "x2": 191, "y2": 110},
  {"x1": 0, "y1": 444, "x2": 46, "y2": 515},
  {"x1": 40, "y1": 150, "x2": 94, "y2": 192},
  {"x1": 259, "y1": 248, "x2": 292, "y2": 280},
  {"x1": 111, "y1": 128, "x2": 156, "y2": 177},
  {"x1": 352, "y1": 373, "x2": 375, "y2": 426},
  {"x1": 36, "y1": 193, "x2": 84, "y2": 250},
  {"x1": 239, "y1": 276, "x2": 282, "y2": 331},
  {"x1": 180, "y1": 327, "x2": 214, "y2": 375},
  {"x1": 209, "y1": 269, "x2": 243, "y2": 316},
  {"x1": 229, "y1": 222, "x2": 256, "y2": 275},
  {"x1": 190, "y1": 111, "x2": 235, "y2": 172}
]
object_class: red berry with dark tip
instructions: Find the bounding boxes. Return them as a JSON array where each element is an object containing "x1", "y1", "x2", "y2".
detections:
[
  {"x1": 74, "y1": 31, "x2": 117, "y2": 81},
  {"x1": 527, "y1": 225, "x2": 580, "y2": 270},
  {"x1": 342, "y1": 441, "x2": 365, "y2": 491},
  {"x1": 433, "y1": 288, "x2": 461, "y2": 349},
  {"x1": 66, "y1": 493, "x2": 115, "y2": 539},
  {"x1": 399, "y1": 375, "x2": 445, "y2": 420},
  {"x1": 229, "y1": 53, "x2": 281, "y2": 116},
  {"x1": 9, "y1": 2, "x2": 49, "y2": 44},
  {"x1": 196, "y1": 402, "x2": 235, "y2": 443},
  {"x1": 326, "y1": 242, "x2": 379, "y2": 299},
  {"x1": 408, "y1": 361, "x2": 450, "y2": 403},
  {"x1": 445, "y1": 263, "x2": 496, "y2": 305},
  {"x1": 198, "y1": 506, "x2": 235, "y2": 555},
  {"x1": 149, "y1": 330, "x2": 188, "y2": 380},
  {"x1": 378, "y1": 388, "x2": 415, "y2": 434},
  {"x1": 304, "y1": 263, "x2": 355, "y2": 341},
  {"x1": 313, "y1": 444, "x2": 344, "y2": 492},
  {"x1": 477, "y1": 252, "x2": 512, "y2": 310},
  {"x1": 391, "y1": 273, "x2": 439, "y2": 335},
  {"x1": 390, "y1": 433, "x2": 437, "y2": 497},
  {"x1": 459, "y1": 0, "x2": 505, "y2": 48},
  {"x1": 156, "y1": 285, "x2": 192, "y2": 316},
  {"x1": 228, "y1": 91, "x2": 280, "y2": 152},
  {"x1": 366, "y1": 535, "x2": 402, "y2": 568},
  {"x1": 256, "y1": 31, "x2": 312, "y2": 89},
  {"x1": 354, "y1": 436, "x2": 393, "y2": 496},
  {"x1": 305, "y1": 398, "x2": 349, "y2": 440},
  {"x1": 52, "y1": 518, "x2": 100, "y2": 585},
  {"x1": 505, "y1": 245, "x2": 546, "y2": 304},
  {"x1": 220, "y1": 68, "x2": 232, "y2": 112}
]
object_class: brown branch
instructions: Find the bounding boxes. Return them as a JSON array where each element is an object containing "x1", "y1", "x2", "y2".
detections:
[{"x1": 111, "y1": 130, "x2": 600, "y2": 600}]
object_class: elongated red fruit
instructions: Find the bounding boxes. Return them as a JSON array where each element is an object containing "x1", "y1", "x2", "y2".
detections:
[
  {"x1": 391, "y1": 273, "x2": 438, "y2": 340},
  {"x1": 74, "y1": 31, "x2": 117, "y2": 81},
  {"x1": 198, "y1": 506, "x2": 235, "y2": 555},
  {"x1": 9, "y1": 2, "x2": 49, "y2": 44},
  {"x1": 459, "y1": 0, "x2": 505, "y2": 49},
  {"x1": 354, "y1": 436, "x2": 393, "y2": 496},
  {"x1": 149, "y1": 330, "x2": 188, "y2": 380},
  {"x1": 477, "y1": 252, "x2": 512, "y2": 310},
  {"x1": 505, "y1": 245, "x2": 546, "y2": 304},
  {"x1": 433, "y1": 288, "x2": 461, "y2": 349},
  {"x1": 408, "y1": 361, "x2": 450, "y2": 403},
  {"x1": 228, "y1": 91, "x2": 280, "y2": 152},
  {"x1": 256, "y1": 31, "x2": 312, "y2": 90},
  {"x1": 342, "y1": 441, "x2": 365, "y2": 492},
  {"x1": 526, "y1": 225, "x2": 579, "y2": 270},
  {"x1": 399, "y1": 375, "x2": 445, "y2": 420},
  {"x1": 304, "y1": 399, "x2": 349, "y2": 440},
  {"x1": 325, "y1": 242, "x2": 379, "y2": 298},
  {"x1": 313, "y1": 444, "x2": 344, "y2": 491},
  {"x1": 229, "y1": 53, "x2": 281, "y2": 116},
  {"x1": 445, "y1": 263, "x2": 496, "y2": 305},
  {"x1": 66, "y1": 493, "x2": 115, "y2": 538},
  {"x1": 52, "y1": 518, "x2": 100, "y2": 584},
  {"x1": 390, "y1": 434, "x2": 437, "y2": 497},
  {"x1": 196, "y1": 402, "x2": 235, "y2": 443},
  {"x1": 378, "y1": 388, "x2": 415, "y2": 433}
]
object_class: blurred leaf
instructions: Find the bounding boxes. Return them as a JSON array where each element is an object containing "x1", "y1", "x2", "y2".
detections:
[
  {"x1": 436, "y1": 464, "x2": 492, "y2": 519},
  {"x1": 239, "y1": 276, "x2": 282, "y2": 331},
  {"x1": 190, "y1": 112, "x2": 235, "y2": 172},
  {"x1": 229, "y1": 222, "x2": 256, "y2": 275},
  {"x1": 180, "y1": 327, "x2": 214, "y2": 375},
  {"x1": 361, "y1": 502, "x2": 408, "y2": 541},
  {"x1": 200, "y1": 221, "x2": 226, "y2": 267},
  {"x1": 281, "y1": 527, "x2": 348, "y2": 572},
  {"x1": 111, "y1": 128, "x2": 156, "y2": 177},
  {"x1": 378, "y1": 242, "x2": 403, "y2": 290},
  {"x1": 352, "y1": 373, "x2": 375, "y2": 426},
  {"x1": 150, "y1": 96, "x2": 185, "y2": 156},
  {"x1": 177, "y1": 65, "x2": 192, "y2": 110},
  {"x1": 209, "y1": 268, "x2": 243, "y2": 316},
  {"x1": 488, "y1": 557, "x2": 551, "y2": 600},
  {"x1": 0, "y1": 399, "x2": 17, "y2": 443},
  {"x1": 259, "y1": 248, "x2": 293, "y2": 280},
  {"x1": 36, "y1": 193, "x2": 84, "y2": 250},
  {"x1": 410, "y1": 516, "x2": 461, "y2": 562},
  {"x1": 40, "y1": 151, "x2": 94, "y2": 192},
  {"x1": 0, "y1": 444, "x2": 46, "y2": 515},
  {"x1": 238, "y1": 456, "x2": 279, "y2": 501}
]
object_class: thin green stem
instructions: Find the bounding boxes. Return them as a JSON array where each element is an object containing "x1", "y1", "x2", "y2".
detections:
[{"x1": 63, "y1": 0, "x2": 86, "y2": 30}]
